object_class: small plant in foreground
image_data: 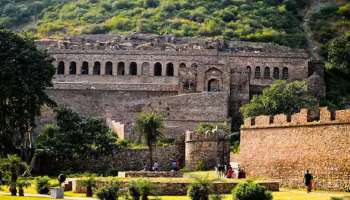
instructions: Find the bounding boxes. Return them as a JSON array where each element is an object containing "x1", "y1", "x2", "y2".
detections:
[
  {"x1": 232, "y1": 180, "x2": 272, "y2": 200},
  {"x1": 81, "y1": 176, "x2": 97, "y2": 197},
  {"x1": 188, "y1": 175, "x2": 217, "y2": 200},
  {"x1": 17, "y1": 178, "x2": 31, "y2": 196},
  {"x1": 96, "y1": 181, "x2": 119, "y2": 200},
  {"x1": 129, "y1": 179, "x2": 155, "y2": 200},
  {"x1": 35, "y1": 176, "x2": 51, "y2": 194}
]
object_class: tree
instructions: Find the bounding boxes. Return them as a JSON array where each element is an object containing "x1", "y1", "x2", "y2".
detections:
[
  {"x1": 327, "y1": 35, "x2": 350, "y2": 74},
  {"x1": 240, "y1": 80, "x2": 318, "y2": 118},
  {"x1": 135, "y1": 112, "x2": 164, "y2": 170},
  {"x1": 35, "y1": 107, "x2": 118, "y2": 161},
  {"x1": 0, "y1": 29, "x2": 55, "y2": 159},
  {"x1": 0, "y1": 155, "x2": 29, "y2": 196}
]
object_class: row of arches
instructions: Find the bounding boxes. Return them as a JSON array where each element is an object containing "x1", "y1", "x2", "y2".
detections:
[
  {"x1": 246, "y1": 66, "x2": 289, "y2": 80},
  {"x1": 56, "y1": 61, "x2": 175, "y2": 77}
]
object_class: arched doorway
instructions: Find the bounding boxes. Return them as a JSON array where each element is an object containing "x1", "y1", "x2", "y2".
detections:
[{"x1": 208, "y1": 79, "x2": 220, "y2": 92}]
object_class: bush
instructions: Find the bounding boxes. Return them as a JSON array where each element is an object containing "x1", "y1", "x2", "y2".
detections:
[
  {"x1": 35, "y1": 176, "x2": 51, "y2": 194},
  {"x1": 232, "y1": 181, "x2": 272, "y2": 200},
  {"x1": 187, "y1": 176, "x2": 214, "y2": 200},
  {"x1": 129, "y1": 179, "x2": 155, "y2": 200},
  {"x1": 81, "y1": 176, "x2": 96, "y2": 197},
  {"x1": 96, "y1": 181, "x2": 120, "y2": 200}
]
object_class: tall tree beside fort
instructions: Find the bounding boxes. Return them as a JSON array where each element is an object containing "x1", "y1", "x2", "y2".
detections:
[
  {"x1": 0, "y1": 29, "x2": 55, "y2": 160},
  {"x1": 240, "y1": 80, "x2": 318, "y2": 118},
  {"x1": 135, "y1": 112, "x2": 164, "y2": 170}
]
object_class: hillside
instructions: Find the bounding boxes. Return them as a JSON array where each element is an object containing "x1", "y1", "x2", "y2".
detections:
[{"x1": 0, "y1": 0, "x2": 308, "y2": 48}]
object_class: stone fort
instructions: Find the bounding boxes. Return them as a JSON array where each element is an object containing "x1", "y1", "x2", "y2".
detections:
[{"x1": 36, "y1": 34, "x2": 324, "y2": 141}]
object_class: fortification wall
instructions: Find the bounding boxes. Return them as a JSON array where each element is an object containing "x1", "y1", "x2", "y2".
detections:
[
  {"x1": 45, "y1": 89, "x2": 177, "y2": 140},
  {"x1": 240, "y1": 107, "x2": 350, "y2": 191},
  {"x1": 142, "y1": 92, "x2": 229, "y2": 140}
]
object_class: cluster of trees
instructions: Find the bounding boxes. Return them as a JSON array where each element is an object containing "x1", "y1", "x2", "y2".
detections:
[
  {"x1": 308, "y1": 2, "x2": 350, "y2": 108},
  {"x1": 1, "y1": 0, "x2": 307, "y2": 48}
]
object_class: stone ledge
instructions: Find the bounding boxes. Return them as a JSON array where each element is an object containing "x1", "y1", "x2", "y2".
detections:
[{"x1": 118, "y1": 171, "x2": 183, "y2": 178}]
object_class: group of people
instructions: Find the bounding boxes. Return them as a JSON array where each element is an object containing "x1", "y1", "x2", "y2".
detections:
[
  {"x1": 216, "y1": 163, "x2": 246, "y2": 179},
  {"x1": 145, "y1": 159, "x2": 180, "y2": 172}
]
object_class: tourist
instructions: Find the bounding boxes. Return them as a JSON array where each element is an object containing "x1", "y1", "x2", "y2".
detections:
[
  {"x1": 171, "y1": 159, "x2": 177, "y2": 171},
  {"x1": 237, "y1": 165, "x2": 246, "y2": 179},
  {"x1": 226, "y1": 163, "x2": 234, "y2": 178},
  {"x1": 216, "y1": 162, "x2": 225, "y2": 178},
  {"x1": 304, "y1": 170, "x2": 314, "y2": 193},
  {"x1": 152, "y1": 161, "x2": 159, "y2": 171}
]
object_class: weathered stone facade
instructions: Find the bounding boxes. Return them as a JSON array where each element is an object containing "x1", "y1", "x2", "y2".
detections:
[
  {"x1": 36, "y1": 34, "x2": 321, "y2": 140},
  {"x1": 240, "y1": 107, "x2": 350, "y2": 191}
]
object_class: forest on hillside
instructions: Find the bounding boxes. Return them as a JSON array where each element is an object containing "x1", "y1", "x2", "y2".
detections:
[{"x1": 0, "y1": 0, "x2": 309, "y2": 47}]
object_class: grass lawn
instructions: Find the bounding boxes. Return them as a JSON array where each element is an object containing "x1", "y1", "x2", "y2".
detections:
[{"x1": 0, "y1": 190, "x2": 349, "y2": 200}]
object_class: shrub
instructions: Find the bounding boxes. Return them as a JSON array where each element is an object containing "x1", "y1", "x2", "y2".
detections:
[
  {"x1": 96, "y1": 181, "x2": 120, "y2": 200},
  {"x1": 129, "y1": 179, "x2": 155, "y2": 200},
  {"x1": 81, "y1": 176, "x2": 96, "y2": 197},
  {"x1": 232, "y1": 181, "x2": 272, "y2": 200},
  {"x1": 188, "y1": 175, "x2": 214, "y2": 200},
  {"x1": 35, "y1": 176, "x2": 51, "y2": 194},
  {"x1": 17, "y1": 178, "x2": 31, "y2": 196}
]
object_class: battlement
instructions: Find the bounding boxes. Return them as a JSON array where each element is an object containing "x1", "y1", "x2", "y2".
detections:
[
  {"x1": 242, "y1": 107, "x2": 350, "y2": 128},
  {"x1": 185, "y1": 130, "x2": 229, "y2": 142}
]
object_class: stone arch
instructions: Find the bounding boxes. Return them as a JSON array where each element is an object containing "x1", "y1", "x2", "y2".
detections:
[
  {"x1": 282, "y1": 67, "x2": 289, "y2": 79},
  {"x1": 255, "y1": 66, "x2": 261, "y2": 79},
  {"x1": 179, "y1": 63, "x2": 197, "y2": 93},
  {"x1": 105, "y1": 61, "x2": 113, "y2": 75},
  {"x1": 246, "y1": 66, "x2": 251, "y2": 77},
  {"x1": 93, "y1": 61, "x2": 101, "y2": 75},
  {"x1": 205, "y1": 67, "x2": 223, "y2": 92},
  {"x1": 273, "y1": 67, "x2": 279, "y2": 79},
  {"x1": 154, "y1": 62, "x2": 162, "y2": 76},
  {"x1": 208, "y1": 79, "x2": 220, "y2": 92},
  {"x1": 117, "y1": 62, "x2": 125, "y2": 75},
  {"x1": 81, "y1": 61, "x2": 89, "y2": 75},
  {"x1": 141, "y1": 62, "x2": 150, "y2": 76},
  {"x1": 57, "y1": 61, "x2": 65, "y2": 75},
  {"x1": 129, "y1": 62, "x2": 138, "y2": 76},
  {"x1": 69, "y1": 62, "x2": 77, "y2": 75},
  {"x1": 264, "y1": 67, "x2": 270, "y2": 79},
  {"x1": 166, "y1": 63, "x2": 174, "y2": 76}
]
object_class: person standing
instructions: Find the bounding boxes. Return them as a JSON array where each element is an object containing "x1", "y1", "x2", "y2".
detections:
[{"x1": 304, "y1": 170, "x2": 314, "y2": 193}]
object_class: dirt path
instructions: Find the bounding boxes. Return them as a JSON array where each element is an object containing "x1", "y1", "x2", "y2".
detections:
[{"x1": 302, "y1": 0, "x2": 322, "y2": 60}]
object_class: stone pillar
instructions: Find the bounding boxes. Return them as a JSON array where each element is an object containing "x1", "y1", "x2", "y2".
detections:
[
  {"x1": 64, "y1": 61, "x2": 69, "y2": 75},
  {"x1": 162, "y1": 63, "x2": 166, "y2": 76},
  {"x1": 112, "y1": 62, "x2": 118, "y2": 76},
  {"x1": 76, "y1": 61, "x2": 82, "y2": 75},
  {"x1": 125, "y1": 62, "x2": 130, "y2": 75},
  {"x1": 101, "y1": 62, "x2": 106, "y2": 75},
  {"x1": 88, "y1": 64, "x2": 93, "y2": 75},
  {"x1": 137, "y1": 62, "x2": 142, "y2": 76}
]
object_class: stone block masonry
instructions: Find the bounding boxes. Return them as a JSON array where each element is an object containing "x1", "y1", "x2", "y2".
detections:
[{"x1": 240, "y1": 107, "x2": 350, "y2": 191}]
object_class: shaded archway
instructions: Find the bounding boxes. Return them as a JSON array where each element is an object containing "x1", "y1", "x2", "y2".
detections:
[
  {"x1": 282, "y1": 67, "x2": 289, "y2": 79},
  {"x1": 166, "y1": 63, "x2": 174, "y2": 76},
  {"x1": 208, "y1": 79, "x2": 220, "y2": 92},
  {"x1": 264, "y1": 67, "x2": 270, "y2": 79},
  {"x1": 154, "y1": 62, "x2": 162, "y2": 76},
  {"x1": 129, "y1": 62, "x2": 137, "y2": 76},
  {"x1": 57, "y1": 61, "x2": 65, "y2": 75},
  {"x1": 255, "y1": 66, "x2": 261, "y2": 79},
  {"x1": 69, "y1": 62, "x2": 77, "y2": 75},
  {"x1": 93, "y1": 62, "x2": 101, "y2": 75},
  {"x1": 81, "y1": 61, "x2": 89, "y2": 75},
  {"x1": 105, "y1": 62, "x2": 113, "y2": 75},
  {"x1": 117, "y1": 62, "x2": 125, "y2": 75},
  {"x1": 273, "y1": 67, "x2": 279, "y2": 79}
]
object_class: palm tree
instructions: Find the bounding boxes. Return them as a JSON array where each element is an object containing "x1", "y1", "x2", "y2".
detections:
[
  {"x1": 0, "y1": 155, "x2": 29, "y2": 196},
  {"x1": 135, "y1": 112, "x2": 164, "y2": 170}
]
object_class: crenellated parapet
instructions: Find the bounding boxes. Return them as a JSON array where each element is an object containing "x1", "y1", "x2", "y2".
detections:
[{"x1": 242, "y1": 107, "x2": 350, "y2": 129}]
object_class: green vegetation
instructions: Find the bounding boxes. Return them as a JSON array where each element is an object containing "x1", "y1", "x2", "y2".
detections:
[
  {"x1": 96, "y1": 181, "x2": 120, "y2": 200},
  {"x1": 36, "y1": 107, "x2": 118, "y2": 162},
  {"x1": 0, "y1": 29, "x2": 55, "y2": 159},
  {"x1": 35, "y1": 176, "x2": 50, "y2": 194},
  {"x1": 187, "y1": 175, "x2": 215, "y2": 200},
  {"x1": 0, "y1": 0, "x2": 307, "y2": 48},
  {"x1": 195, "y1": 123, "x2": 230, "y2": 134},
  {"x1": 240, "y1": 80, "x2": 317, "y2": 118},
  {"x1": 135, "y1": 112, "x2": 164, "y2": 170},
  {"x1": 81, "y1": 176, "x2": 96, "y2": 197},
  {"x1": 232, "y1": 180, "x2": 272, "y2": 200},
  {"x1": 129, "y1": 179, "x2": 155, "y2": 200}
]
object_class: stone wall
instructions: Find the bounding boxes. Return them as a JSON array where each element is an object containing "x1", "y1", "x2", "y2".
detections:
[
  {"x1": 185, "y1": 131, "x2": 230, "y2": 170},
  {"x1": 34, "y1": 144, "x2": 185, "y2": 174},
  {"x1": 240, "y1": 107, "x2": 350, "y2": 191}
]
